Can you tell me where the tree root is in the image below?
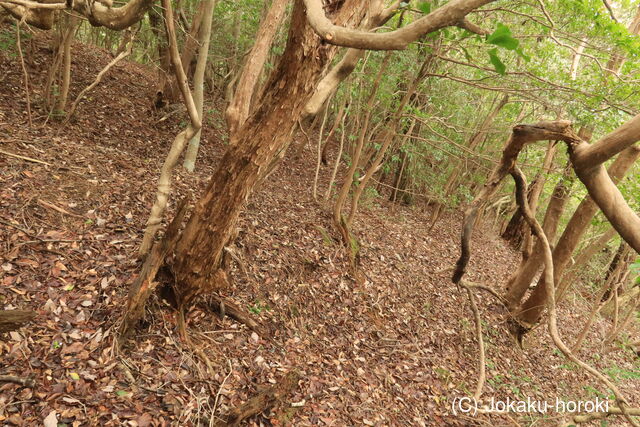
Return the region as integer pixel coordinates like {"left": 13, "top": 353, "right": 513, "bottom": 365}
{"left": 569, "top": 406, "right": 640, "bottom": 424}
{"left": 214, "top": 371, "right": 300, "bottom": 427}
{"left": 458, "top": 280, "right": 486, "bottom": 401}
{"left": 205, "top": 296, "right": 269, "bottom": 338}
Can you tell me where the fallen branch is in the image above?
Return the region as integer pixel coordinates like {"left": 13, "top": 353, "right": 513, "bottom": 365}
{"left": 0, "top": 309, "right": 36, "bottom": 333}
{"left": 38, "top": 199, "right": 83, "bottom": 218}
{"left": 0, "top": 375, "right": 35, "bottom": 388}
{"left": 0, "top": 149, "right": 51, "bottom": 166}
{"left": 65, "top": 31, "right": 135, "bottom": 122}
{"left": 214, "top": 371, "right": 300, "bottom": 427}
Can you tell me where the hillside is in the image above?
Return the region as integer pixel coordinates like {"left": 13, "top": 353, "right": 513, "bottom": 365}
{"left": 1, "top": 28, "right": 639, "bottom": 426}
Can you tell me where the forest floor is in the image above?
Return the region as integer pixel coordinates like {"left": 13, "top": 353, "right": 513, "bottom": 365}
{"left": 1, "top": 28, "right": 639, "bottom": 427}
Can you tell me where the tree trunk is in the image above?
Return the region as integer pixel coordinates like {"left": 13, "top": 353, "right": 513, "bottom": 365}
{"left": 139, "top": 0, "right": 205, "bottom": 256}
{"left": 182, "top": 0, "right": 218, "bottom": 172}
{"left": 224, "top": 0, "right": 289, "bottom": 140}
{"left": 504, "top": 160, "right": 575, "bottom": 308}
{"left": 179, "top": 0, "right": 206, "bottom": 80}
{"left": 572, "top": 244, "right": 632, "bottom": 352}
{"left": 504, "top": 127, "right": 592, "bottom": 308}
{"left": 170, "top": 0, "right": 369, "bottom": 308}
{"left": 54, "top": 14, "right": 79, "bottom": 114}
{"left": 520, "top": 140, "right": 558, "bottom": 257}
{"left": 556, "top": 226, "right": 617, "bottom": 301}
{"left": 515, "top": 145, "right": 640, "bottom": 326}
{"left": 149, "top": 5, "right": 176, "bottom": 101}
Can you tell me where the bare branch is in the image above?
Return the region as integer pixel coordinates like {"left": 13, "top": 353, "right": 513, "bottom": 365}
{"left": 574, "top": 114, "right": 640, "bottom": 169}
{"left": 303, "top": 0, "right": 496, "bottom": 50}
{"left": 456, "top": 17, "right": 489, "bottom": 35}
{"left": 601, "top": 0, "right": 618, "bottom": 23}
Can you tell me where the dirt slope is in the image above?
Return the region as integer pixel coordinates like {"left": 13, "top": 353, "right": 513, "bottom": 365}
{"left": 1, "top": 27, "right": 638, "bottom": 426}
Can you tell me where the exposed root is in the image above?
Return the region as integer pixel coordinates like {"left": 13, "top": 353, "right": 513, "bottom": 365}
{"left": 459, "top": 280, "right": 486, "bottom": 401}
{"left": 204, "top": 296, "right": 269, "bottom": 338}
{"left": 214, "top": 371, "right": 300, "bottom": 427}
{"left": 569, "top": 406, "right": 640, "bottom": 424}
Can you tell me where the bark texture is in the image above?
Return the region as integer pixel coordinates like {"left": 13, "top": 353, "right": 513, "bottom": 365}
{"left": 171, "top": 0, "right": 370, "bottom": 307}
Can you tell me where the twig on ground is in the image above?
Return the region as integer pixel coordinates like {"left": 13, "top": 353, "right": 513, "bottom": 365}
{"left": 0, "top": 375, "right": 35, "bottom": 388}
{"left": 0, "top": 149, "right": 51, "bottom": 166}
{"left": 37, "top": 199, "right": 83, "bottom": 217}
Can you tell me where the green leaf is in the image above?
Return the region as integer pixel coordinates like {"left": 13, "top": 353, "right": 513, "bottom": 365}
{"left": 515, "top": 47, "right": 531, "bottom": 62}
{"left": 69, "top": 372, "right": 80, "bottom": 380}
{"left": 116, "top": 390, "right": 130, "bottom": 397}
{"left": 486, "top": 23, "right": 519, "bottom": 50}
{"left": 417, "top": 1, "right": 431, "bottom": 14}
{"left": 488, "top": 48, "right": 506, "bottom": 75}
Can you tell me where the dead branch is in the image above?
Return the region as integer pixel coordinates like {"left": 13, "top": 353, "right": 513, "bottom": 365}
{"left": 38, "top": 199, "right": 82, "bottom": 218}
{"left": 0, "top": 309, "right": 36, "bottom": 333}
{"left": 214, "top": 371, "right": 300, "bottom": 427}
{"left": 0, "top": 375, "right": 35, "bottom": 388}
{"left": 65, "top": 30, "right": 135, "bottom": 121}
{"left": 0, "top": 148, "right": 51, "bottom": 165}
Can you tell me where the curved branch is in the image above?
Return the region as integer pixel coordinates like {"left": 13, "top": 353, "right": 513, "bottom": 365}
{"left": 74, "top": 0, "right": 155, "bottom": 30}
{"left": 303, "top": 0, "right": 496, "bottom": 50}
{"left": 512, "top": 166, "right": 639, "bottom": 427}
{"left": 573, "top": 114, "right": 640, "bottom": 170}
{"left": 302, "top": 0, "right": 400, "bottom": 119}
{"left": 0, "top": 3, "right": 54, "bottom": 29}
{"left": 452, "top": 120, "right": 576, "bottom": 284}
{"left": 572, "top": 145, "right": 640, "bottom": 252}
